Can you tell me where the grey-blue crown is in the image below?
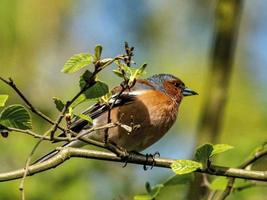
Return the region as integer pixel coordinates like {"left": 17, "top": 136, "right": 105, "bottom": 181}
{"left": 147, "top": 74, "right": 180, "bottom": 92}
{"left": 148, "top": 74, "right": 179, "bottom": 83}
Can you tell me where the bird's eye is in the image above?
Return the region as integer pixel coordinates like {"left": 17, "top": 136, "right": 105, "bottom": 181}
{"left": 174, "top": 82, "right": 185, "bottom": 89}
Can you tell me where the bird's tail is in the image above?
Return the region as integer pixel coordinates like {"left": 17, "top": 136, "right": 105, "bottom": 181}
{"left": 32, "top": 140, "right": 84, "bottom": 165}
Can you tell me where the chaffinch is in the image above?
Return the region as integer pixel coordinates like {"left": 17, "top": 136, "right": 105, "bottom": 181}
{"left": 36, "top": 74, "right": 197, "bottom": 163}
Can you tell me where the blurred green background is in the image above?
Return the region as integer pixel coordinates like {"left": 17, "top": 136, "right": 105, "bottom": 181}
{"left": 0, "top": 0, "right": 266, "bottom": 199}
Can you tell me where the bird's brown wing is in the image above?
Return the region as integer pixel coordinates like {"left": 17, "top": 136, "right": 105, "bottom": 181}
{"left": 69, "top": 93, "right": 136, "bottom": 133}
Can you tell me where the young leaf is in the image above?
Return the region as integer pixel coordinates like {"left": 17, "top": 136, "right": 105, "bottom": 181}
{"left": 70, "top": 95, "right": 99, "bottom": 110}
{"left": 135, "top": 174, "right": 192, "bottom": 200}
{"left": 171, "top": 160, "right": 202, "bottom": 175}
{"left": 134, "top": 194, "right": 153, "bottom": 200}
{"left": 79, "top": 70, "right": 94, "bottom": 89}
{"left": 70, "top": 94, "right": 86, "bottom": 109}
{"left": 84, "top": 81, "right": 109, "bottom": 99}
{"left": 100, "top": 92, "right": 112, "bottom": 105}
{"left": 68, "top": 107, "right": 73, "bottom": 116}
{"left": 247, "top": 143, "right": 267, "bottom": 158}
{"left": 211, "top": 144, "right": 234, "bottom": 157}
{"left": 0, "top": 104, "right": 32, "bottom": 129}
{"left": 129, "top": 64, "right": 147, "bottom": 85}
{"left": 113, "top": 69, "right": 124, "bottom": 78}
{"left": 0, "top": 95, "right": 8, "bottom": 107}
{"left": 114, "top": 60, "right": 132, "bottom": 74}
{"left": 77, "top": 113, "right": 93, "bottom": 124}
{"left": 164, "top": 174, "right": 193, "bottom": 186}
{"left": 135, "top": 63, "right": 147, "bottom": 77}
{"left": 134, "top": 185, "right": 163, "bottom": 200}
{"left": 122, "top": 65, "right": 133, "bottom": 75}
{"left": 195, "top": 143, "right": 213, "bottom": 163}
{"left": 94, "top": 45, "right": 103, "bottom": 61}
{"left": 61, "top": 53, "right": 93, "bottom": 73}
{"left": 52, "top": 97, "right": 65, "bottom": 112}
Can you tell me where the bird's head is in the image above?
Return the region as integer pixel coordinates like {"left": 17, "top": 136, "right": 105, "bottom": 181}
{"left": 148, "top": 74, "right": 198, "bottom": 103}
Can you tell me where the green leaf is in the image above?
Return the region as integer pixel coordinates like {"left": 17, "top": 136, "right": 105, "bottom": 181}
{"left": 0, "top": 95, "right": 8, "bottom": 107}
{"left": 247, "top": 143, "right": 267, "bottom": 159}
{"left": 79, "top": 70, "right": 94, "bottom": 89}
{"left": 94, "top": 45, "right": 102, "bottom": 61}
{"left": 79, "top": 70, "right": 108, "bottom": 99}
{"left": 70, "top": 94, "right": 87, "bottom": 109}
{"left": 210, "top": 177, "right": 228, "bottom": 190}
{"left": 113, "top": 69, "right": 124, "bottom": 78}
{"left": 52, "top": 97, "right": 65, "bottom": 112}
{"left": 70, "top": 95, "right": 99, "bottom": 110}
{"left": 77, "top": 113, "right": 93, "bottom": 124}
{"left": 171, "top": 160, "right": 202, "bottom": 175}
{"left": 150, "top": 184, "right": 164, "bottom": 197}
{"left": 195, "top": 143, "right": 213, "bottom": 163}
{"left": 134, "top": 185, "right": 163, "bottom": 200}
{"left": 135, "top": 174, "right": 192, "bottom": 200}
{"left": 84, "top": 81, "right": 109, "bottom": 99}
{"left": 135, "top": 63, "right": 147, "bottom": 77}
{"left": 114, "top": 60, "right": 132, "bottom": 74}
{"left": 61, "top": 53, "right": 93, "bottom": 73}
{"left": 164, "top": 174, "right": 193, "bottom": 186}
{"left": 68, "top": 106, "right": 73, "bottom": 116}
{"left": 129, "top": 64, "right": 147, "bottom": 85}
{"left": 134, "top": 194, "right": 153, "bottom": 200}
{"left": 0, "top": 104, "right": 32, "bottom": 129}
{"left": 211, "top": 144, "right": 234, "bottom": 157}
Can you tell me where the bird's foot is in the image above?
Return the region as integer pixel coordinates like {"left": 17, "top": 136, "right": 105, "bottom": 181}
{"left": 104, "top": 141, "right": 131, "bottom": 167}
{"left": 105, "top": 141, "right": 129, "bottom": 157}
{"left": 103, "top": 141, "right": 160, "bottom": 169}
{"left": 143, "top": 151, "right": 160, "bottom": 170}
{"left": 124, "top": 151, "right": 161, "bottom": 170}
{"left": 121, "top": 151, "right": 141, "bottom": 168}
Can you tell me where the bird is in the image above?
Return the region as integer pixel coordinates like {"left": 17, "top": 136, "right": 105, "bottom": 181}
{"left": 34, "top": 73, "right": 198, "bottom": 163}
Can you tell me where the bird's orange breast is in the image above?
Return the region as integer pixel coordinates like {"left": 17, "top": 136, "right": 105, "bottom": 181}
{"left": 91, "top": 89, "right": 180, "bottom": 151}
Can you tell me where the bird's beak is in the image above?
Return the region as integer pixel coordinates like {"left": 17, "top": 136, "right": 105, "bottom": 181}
{"left": 182, "top": 87, "right": 198, "bottom": 96}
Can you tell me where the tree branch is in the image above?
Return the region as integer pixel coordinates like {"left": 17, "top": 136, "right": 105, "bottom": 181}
{"left": 48, "top": 70, "right": 98, "bottom": 140}
{"left": 216, "top": 148, "right": 267, "bottom": 200}
{"left": 0, "top": 148, "right": 266, "bottom": 183}
{"left": 0, "top": 77, "right": 63, "bottom": 130}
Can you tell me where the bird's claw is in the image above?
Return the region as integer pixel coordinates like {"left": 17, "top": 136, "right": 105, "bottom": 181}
{"left": 121, "top": 152, "right": 131, "bottom": 168}
{"left": 143, "top": 151, "right": 160, "bottom": 170}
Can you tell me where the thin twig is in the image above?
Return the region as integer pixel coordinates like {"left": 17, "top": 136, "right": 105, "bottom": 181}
{"left": 0, "top": 148, "right": 267, "bottom": 182}
{"left": 0, "top": 47, "right": 137, "bottom": 199}
{"left": 49, "top": 53, "right": 128, "bottom": 140}
{"left": 216, "top": 149, "right": 267, "bottom": 200}
{"left": 1, "top": 67, "right": 98, "bottom": 200}
{"left": 6, "top": 127, "right": 51, "bottom": 140}
{"left": 49, "top": 71, "right": 97, "bottom": 140}
{"left": 6, "top": 122, "right": 132, "bottom": 148}
{"left": 19, "top": 138, "right": 44, "bottom": 200}
{"left": 0, "top": 77, "right": 64, "bottom": 130}
{"left": 239, "top": 149, "right": 267, "bottom": 169}
{"left": 103, "top": 43, "right": 135, "bottom": 155}
{"left": 73, "top": 122, "right": 132, "bottom": 141}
